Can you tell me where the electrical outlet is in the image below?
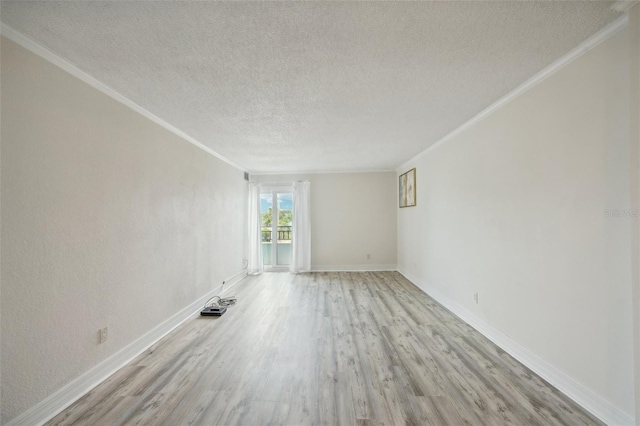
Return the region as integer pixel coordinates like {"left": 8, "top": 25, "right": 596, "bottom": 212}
{"left": 99, "top": 327, "right": 108, "bottom": 344}
{"left": 474, "top": 293, "right": 479, "bottom": 304}
{"left": 366, "top": 254, "right": 371, "bottom": 260}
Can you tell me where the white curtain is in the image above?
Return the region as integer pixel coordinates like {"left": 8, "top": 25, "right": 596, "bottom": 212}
{"left": 291, "top": 181, "right": 311, "bottom": 273}
{"left": 247, "top": 182, "right": 263, "bottom": 275}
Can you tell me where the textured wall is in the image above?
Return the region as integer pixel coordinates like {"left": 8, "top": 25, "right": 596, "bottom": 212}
{"left": 397, "top": 29, "right": 634, "bottom": 417}
{"left": 0, "top": 37, "right": 247, "bottom": 422}
{"left": 253, "top": 172, "right": 397, "bottom": 270}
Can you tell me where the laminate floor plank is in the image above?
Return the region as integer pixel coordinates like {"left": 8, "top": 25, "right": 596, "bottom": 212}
{"left": 47, "top": 272, "right": 603, "bottom": 426}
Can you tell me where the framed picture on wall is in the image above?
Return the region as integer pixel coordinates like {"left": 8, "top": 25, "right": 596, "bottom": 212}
{"left": 399, "top": 168, "right": 416, "bottom": 208}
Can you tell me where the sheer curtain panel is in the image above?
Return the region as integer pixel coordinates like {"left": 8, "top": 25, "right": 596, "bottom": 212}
{"left": 291, "top": 181, "right": 311, "bottom": 273}
{"left": 248, "top": 182, "right": 263, "bottom": 275}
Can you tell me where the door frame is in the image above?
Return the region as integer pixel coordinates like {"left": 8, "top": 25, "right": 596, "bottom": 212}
{"left": 260, "top": 185, "right": 293, "bottom": 271}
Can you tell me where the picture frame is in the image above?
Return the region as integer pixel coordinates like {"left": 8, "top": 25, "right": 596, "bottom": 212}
{"left": 399, "top": 168, "right": 416, "bottom": 208}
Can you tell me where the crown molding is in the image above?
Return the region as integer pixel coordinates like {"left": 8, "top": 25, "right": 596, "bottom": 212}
{"left": 611, "top": 1, "right": 639, "bottom": 13}
{"left": 0, "top": 23, "right": 245, "bottom": 172}
{"left": 397, "top": 14, "right": 629, "bottom": 172}
{"left": 250, "top": 168, "right": 395, "bottom": 176}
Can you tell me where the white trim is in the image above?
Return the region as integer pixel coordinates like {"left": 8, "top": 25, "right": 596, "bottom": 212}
{"left": 311, "top": 264, "right": 397, "bottom": 272}
{"left": 5, "top": 271, "right": 248, "bottom": 426}
{"left": 0, "top": 23, "right": 245, "bottom": 173}
{"left": 259, "top": 183, "right": 294, "bottom": 191}
{"left": 611, "top": 1, "right": 639, "bottom": 13}
{"left": 251, "top": 169, "right": 396, "bottom": 176}
{"left": 397, "top": 14, "right": 629, "bottom": 172}
{"left": 397, "top": 267, "right": 635, "bottom": 426}
{"left": 263, "top": 267, "right": 291, "bottom": 272}
{"left": 219, "top": 268, "right": 248, "bottom": 294}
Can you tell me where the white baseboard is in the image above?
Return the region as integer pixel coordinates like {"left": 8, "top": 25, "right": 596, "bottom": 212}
{"left": 397, "top": 268, "right": 635, "bottom": 426}
{"left": 311, "top": 264, "right": 397, "bottom": 272}
{"left": 6, "top": 271, "right": 248, "bottom": 426}
{"left": 12, "top": 267, "right": 631, "bottom": 426}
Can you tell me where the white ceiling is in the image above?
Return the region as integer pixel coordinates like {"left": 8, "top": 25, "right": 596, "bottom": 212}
{"left": 1, "top": 1, "right": 622, "bottom": 173}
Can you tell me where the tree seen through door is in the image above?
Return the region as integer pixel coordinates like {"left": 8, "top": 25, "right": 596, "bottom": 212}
{"left": 260, "top": 191, "right": 293, "bottom": 267}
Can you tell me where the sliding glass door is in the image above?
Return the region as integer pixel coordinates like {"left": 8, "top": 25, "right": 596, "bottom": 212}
{"left": 260, "top": 189, "right": 293, "bottom": 269}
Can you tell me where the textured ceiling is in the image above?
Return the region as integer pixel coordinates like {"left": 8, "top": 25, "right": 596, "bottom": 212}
{"left": 1, "top": 1, "right": 622, "bottom": 173}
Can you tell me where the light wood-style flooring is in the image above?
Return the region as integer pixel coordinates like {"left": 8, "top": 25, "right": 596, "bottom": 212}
{"left": 48, "top": 272, "right": 603, "bottom": 425}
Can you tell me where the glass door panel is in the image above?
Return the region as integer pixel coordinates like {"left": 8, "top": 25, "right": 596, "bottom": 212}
{"left": 260, "top": 193, "right": 273, "bottom": 267}
{"left": 260, "top": 189, "right": 293, "bottom": 270}
{"left": 276, "top": 192, "right": 293, "bottom": 266}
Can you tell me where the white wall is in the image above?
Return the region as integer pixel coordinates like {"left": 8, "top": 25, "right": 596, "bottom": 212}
{"left": 629, "top": 5, "right": 640, "bottom": 422}
{"left": 253, "top": 172, "right": 397, "bottom": 270}
{"left": 0, "top": 37, "right": 247, "bottom": 423}
{"left": 397, "top": 28, "right": 635, "bottom": 422}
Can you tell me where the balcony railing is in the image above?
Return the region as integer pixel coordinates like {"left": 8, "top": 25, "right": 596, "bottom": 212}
{"left": 262, "top": 225, "right": 292, "bottom": 242}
